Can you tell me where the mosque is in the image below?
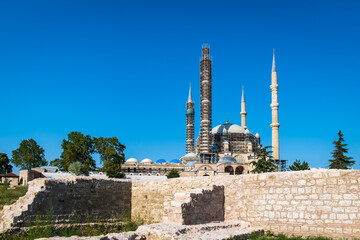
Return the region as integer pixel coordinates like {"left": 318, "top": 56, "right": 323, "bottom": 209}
{"left": 122, "top": 45, "right": 282, "bottom": 177}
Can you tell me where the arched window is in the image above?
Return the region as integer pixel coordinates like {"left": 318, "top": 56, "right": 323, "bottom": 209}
{"left": 235, "top": 166, "right": 244, "bottom": 175}
{"left": 224, "top": 166, "right": 234, "bottom": 175}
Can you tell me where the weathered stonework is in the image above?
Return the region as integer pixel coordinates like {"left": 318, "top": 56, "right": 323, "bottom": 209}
{"left": 132, "top": 170, "right": 360, "bottom": 238}
{"left": 1, "top": 170, "right": 360, "bottom": 239}
{"left": 163, "top": 185, "right": 224, "bottom": 225}
{"left": 0, "top": 177, "right": 132, "bottom": 232}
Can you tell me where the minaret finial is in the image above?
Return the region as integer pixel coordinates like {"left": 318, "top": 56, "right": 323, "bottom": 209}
{"left": 226, "top": 115, "right": 229, "bottom": 124}
{"left": 241, "top": 86, "right": 245, "bottom": 102}
{"left": 188, "top": 83, "right": 193, "bottom": 103}
{"left": 272, "top": 49, "right": 277, "bottom": 72}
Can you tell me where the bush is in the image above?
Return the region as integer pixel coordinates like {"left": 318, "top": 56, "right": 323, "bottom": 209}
{"left": 68, "top": 162, "right": 89, "bottom": 176}
{"left": 167, "top": 169, "right": 180, "bottom": 179}
{"left": 107, "top": 171, "right": 125, "bottom": 178}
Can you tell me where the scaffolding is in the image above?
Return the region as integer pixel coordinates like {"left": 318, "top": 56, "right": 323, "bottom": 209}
{"left": 199, "top": 45, "right": 212, "bottom": 154}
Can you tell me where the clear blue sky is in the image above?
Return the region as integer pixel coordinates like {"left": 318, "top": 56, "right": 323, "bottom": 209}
{"left": 1, "top": 0, "right": 359, "bottom": 173}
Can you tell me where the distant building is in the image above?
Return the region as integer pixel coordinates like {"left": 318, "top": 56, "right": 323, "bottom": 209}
{"left": 0, "top": 173, "right": 19, "bottom": 186}
{"left": 125, "top": 46, "right": 285, "bottom": 177}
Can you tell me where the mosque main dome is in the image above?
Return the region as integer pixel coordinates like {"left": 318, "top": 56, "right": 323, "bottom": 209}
{"left": 211, "top": 123, "right": 247, "bottom": 134}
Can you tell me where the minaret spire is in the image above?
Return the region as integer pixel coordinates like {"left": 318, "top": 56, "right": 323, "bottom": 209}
{"left": 270, "top": 49, "right": 280, "bottom": 161}
{"left": 188, "top": 83, "right": 193, "bottom": 103}
{"left": 240, "top": 86, "right": 247, "bottom": 129}
{"left": 272, "top": 48, "right": 277, "bottom": 72}
{"left": 185, "top": 83, "right": 195, "bottom": 153}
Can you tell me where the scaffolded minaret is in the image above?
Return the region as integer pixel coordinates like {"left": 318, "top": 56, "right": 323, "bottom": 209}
{"left": 186, "top": 83, "right": 195, "bottom": 153}
{"left": 240, "top": 86, "right": 247, "bottom": 129}
{"left": 270, "top": 49, "right": 280, "bottom": 160}
{"left": 199, "top": 44, "right": 212, "bottom": 154}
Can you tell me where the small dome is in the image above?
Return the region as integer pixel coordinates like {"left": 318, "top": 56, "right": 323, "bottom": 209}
{"left": 218, "top": 155, "right": 236, "bottom": 163}
{"left": 141, "top": 158, "right": 153, "bottom": 164}
{"left": 125, "top": 158, "right": 139, "bottom": 164}
{"left": 185, "top": 161, "right": 196, "bottom": 167}
{"left": 255, "top": 132, "right": 260, "bottom": 138}
{"left": 155, "top": 159, "right": 166, "bottom": 164}
{"left": 169, "top": 159, "right": 182, "bottom": 163}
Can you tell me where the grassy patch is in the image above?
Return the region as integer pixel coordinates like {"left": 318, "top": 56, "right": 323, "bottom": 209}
{"left": 0, "top": 183, "right": 28, "bottom": 210}
{"left": 249, "top": 231, "right": 334, "bottom": 240}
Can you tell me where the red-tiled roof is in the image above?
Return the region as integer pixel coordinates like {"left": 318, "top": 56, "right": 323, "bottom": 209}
{"left": 0, "top": 172, "right": 19, "bottom": 178}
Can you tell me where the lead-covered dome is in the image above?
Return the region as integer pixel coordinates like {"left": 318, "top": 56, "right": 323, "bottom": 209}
{"left": 125, "top": 158, "right": 139, "bottom": 164}
{"left": 212, "top": 123, "right": 246, "bottom": 134}
{"left": 218, "top": 155, "right": 237, "bottom": 163}
{"left": 141, "top": 158, "right": 153, "bottom": 164}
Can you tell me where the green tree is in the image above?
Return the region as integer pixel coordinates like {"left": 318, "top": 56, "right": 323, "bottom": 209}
{"left": 52, "top": 132, "right": 95, "bottom": 171}
{"left": 251, "top": 146, "right": 276, "bottom": 173}
{"left": 329, "top": 130, "right": 354, "bottom": 169}
{"left": 289, "top": 159, "right": 310, "bottom": 171}
{"left": 11, "top": 139, "right": 46, "bottom": 170}
{"left": 167, "top": 169, "right": 180, "bottom": 178}
{"left": 0, "top": 153, "right": 13, "bottom": 174}
{"left": 94, "top": 137, "right": 126, "bottom": 177}
{"left": 68, "top": 162, "right": 89, "bottom": 176}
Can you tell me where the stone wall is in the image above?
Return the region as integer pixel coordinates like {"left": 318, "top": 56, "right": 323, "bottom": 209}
{"left": 163, "top": 185, "right": 224, "bottom": 225}
{"left": 0, "top": 177, "right": 132, "bottom": 232}
{"left": 132, "top": 170, "right": 360, "bottom": 238}
{"left": 1, "top": 170, "right": 360, "bottom": 238}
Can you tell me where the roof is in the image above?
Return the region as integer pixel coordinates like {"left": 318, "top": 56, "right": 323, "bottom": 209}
{"left": 155, "top": 159, "right": 166, "bottom": 163}
{"left": 0, "top": 172, "right": 19, "bottom": 178}
{"left": 212, "top": 123, "right": 246, "bottom": 134}
{"left": 169, "top": 159, "right": 182, "bottom": 163}
{"left": 218, "top": 155, "right": 237, "bottom": 163}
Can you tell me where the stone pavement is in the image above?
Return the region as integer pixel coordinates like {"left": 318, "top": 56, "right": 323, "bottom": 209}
{"left": 36, "top": 220, "right": 263, "bottom": 240}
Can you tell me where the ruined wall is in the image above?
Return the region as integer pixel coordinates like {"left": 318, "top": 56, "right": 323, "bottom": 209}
{"left": 0, "top": 177, "right": 132, "bottom": 232}
{"left": 132, "top": 170, "right": 360, "bottom": 239}
{"left": 163, "top": 185, "right": 224, "bottom": 225}
{"left": 2, "top": 170, "right": 360, "bottom": 238}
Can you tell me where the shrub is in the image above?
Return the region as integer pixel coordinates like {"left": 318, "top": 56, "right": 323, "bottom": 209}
{"left": 107, "top": 171, "right": 125, "bottom": 178}
{"left": 68, "top": 162, "right": 89, "bottom": 176}
{"left": 167, "top": 169, "right": 180, "bottom": 179}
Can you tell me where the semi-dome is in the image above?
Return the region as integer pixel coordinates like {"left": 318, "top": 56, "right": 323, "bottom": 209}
{"left": 141, "top": 158, "right": 153, "bottom": 164}
{"left": 125, "top": 158, "right": 139, "bottom": 164}
{"left": 180, "top": 152, "right": 198, "bottom": 160}
{"left": 155, "top": 159, "right": 166, "bottom": 164}
{"left": 212, "top": 123, "right": 246, "bottom": 134}
{"left": 244, "top": 129, "right": 250, "bottom": 134}
{"left": 218, "top": 155, "right": 237, "bottom": 163}
{"left": 169, "top": 159, "right": 182, "bottom": 164}
{"left": 185, "top": 161, "right": 196, "bottom": 167}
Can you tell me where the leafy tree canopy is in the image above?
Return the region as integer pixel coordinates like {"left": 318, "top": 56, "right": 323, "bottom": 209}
{"left": 251, "top": 146, "right": 276, "bottom": 173}
{"left": 167, "top": 169, "right": 180, "bottom": 178}
{"left": 94, "top": 137, "right": 126, "bottom": 174}
{"left": 329, "top": 130, "right": 355, "bottom": 169}
{"left": 289, "top": 159, "right": 310, "bottom": 171}
{"left": 11, "top": 139, "right": 46, "bottom": 170}
{"left": 53, "top": 132, "right": 96, "bottom": 171}
{"left": 68, "top": 162, "right": 89, "bottom": 176}
{"left": 0, "top": 153, "right": 13, "bottom": 174}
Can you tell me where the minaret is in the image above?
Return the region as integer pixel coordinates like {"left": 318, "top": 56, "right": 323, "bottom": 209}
{"left": 199, "top": 44, "right": 212, "bottom": 154}
{"left": 270, "top": 49, "right": 280, "bottom": 160}
{"left": 186, "top": 83, "right": 195, "bottom": 153}
{"left": 240, "top": 86, "right": 247, "bottom": 129}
